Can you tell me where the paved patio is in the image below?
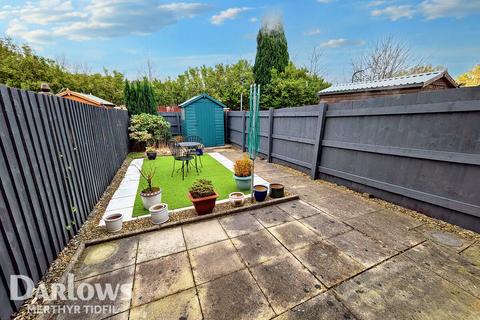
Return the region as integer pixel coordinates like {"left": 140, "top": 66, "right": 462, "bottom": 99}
{"left": 58, "top": 150, "right": 480, "bottom": 319}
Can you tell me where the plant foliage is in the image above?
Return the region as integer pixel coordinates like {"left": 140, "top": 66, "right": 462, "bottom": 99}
{"left": 457, "top": 65, "right": 480, "bottom": 87}
{"left": 233, "top": 156, "right": 252, "bottom": 177}
{"left": 189, "top": 179, "right": 216, "bottom": 198}
{"left": 129, "top": 113, "right": 171, "bottom": 146}
{"left": 124, "top": 78, "right": 157, "bottom": 115}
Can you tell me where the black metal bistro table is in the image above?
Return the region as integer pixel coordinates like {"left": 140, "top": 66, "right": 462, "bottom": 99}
{"left": 178, "top": 141, "right": 201, "bottom": 173}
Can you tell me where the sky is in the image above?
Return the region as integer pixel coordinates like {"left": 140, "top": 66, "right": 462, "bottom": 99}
{"left": 0, "top": 0, "right": 479, "bottom": 83}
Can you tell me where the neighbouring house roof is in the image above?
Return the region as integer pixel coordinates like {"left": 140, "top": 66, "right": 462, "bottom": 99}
{"left": 57, "top": 89, "right": 116, "bottom": 107}
{"left": 157, "top": 105, "right": 181, "bottom": 113}
{"left": 318, "top": 71, "right": 458, "bottom": 96}
{"left": 179, "top": 93, "right": 228, "bottom": 109}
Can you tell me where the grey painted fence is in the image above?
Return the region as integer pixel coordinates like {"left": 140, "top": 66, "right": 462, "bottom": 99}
{"left": 159, "top": 112, "right": 182, "bottom": 135}
{"left": 0, "top": 86, "right": 129, "bottom": 319}
{"left": 226, "top": 87, "right": 480, "bottom": 232}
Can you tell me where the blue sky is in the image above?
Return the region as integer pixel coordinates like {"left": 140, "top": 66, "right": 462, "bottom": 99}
{"left": 0, "top": 0, "right": 479, "bottom": 83}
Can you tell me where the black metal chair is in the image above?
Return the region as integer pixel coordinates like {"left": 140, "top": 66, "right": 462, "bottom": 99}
{"left": 185, "top": 135, "right": 204, "bottom": 167}
{"left": 168, "top": 140, "right": 193, "bottom": 180}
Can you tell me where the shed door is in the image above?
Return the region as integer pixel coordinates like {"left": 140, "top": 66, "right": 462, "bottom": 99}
{"left": 195, "top": 101, "right": 216, "bottom": 147}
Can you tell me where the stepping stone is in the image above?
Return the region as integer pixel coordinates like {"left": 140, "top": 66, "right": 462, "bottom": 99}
{"left": 405, "top": 241, "right": 480, "bottom": 298}
{"left": 182, "top": 219, "right": 228, "bottom": 249}
{"left": 461, "top": 242, "right": 480, "bottom": 267}
{"left": 219, "top": 212, "right": 264, "bottom": 238}
{"left": 189, "top": 240, "right": 245, "bottom": 284}
{"left": 198, "top": 269, "right": 275, "bottom": 320}
{"left": 269, "top": 221, "right": 321, "bottom": 251}
{"left": 132, "top": 252, "right": 194, "bottom": 306}
{"left": 273, "top": 291, "right": 357, "bottom": 320}
{"left": 56, "top": 266, "right": 134, "bottom": 320}
{"left": 277, "top": 200, "right": 321, "bottom": 219}
{"left": 137, "top": 227, "right": 185, "bottom": 263}
{"left": 250, "top": 206, "right": 294, "bottom": 228}
{"left": 130, "top": 288, "right": 202, "bottom": 320}
{"left": 300, "top": 213, "right": 351, "bottom": 239}
{"left": 250, "top": 254, "right": 324, "bottom": 314}
{"left": 231, "top": 229, "right": 289, "bottom": 267}
{"left": 74, "top": 237, "right": 137, "bottom": 280}
{"left": 105, "top": 195, "right": 136, "bottom": 211}
{"left": 310, "top": 194, "right": 381, "bottom": 220}
{"left": 335, "top": 255, "right": 480, "bottom": 319}
{"left": 112, "top": 186, "right": 137, "bottom": 199}
{"left": 294, "top": 242, "right": 365, "bottom": 288}
{"left": 328, "top": 230, "right": 396, "bottom": 268}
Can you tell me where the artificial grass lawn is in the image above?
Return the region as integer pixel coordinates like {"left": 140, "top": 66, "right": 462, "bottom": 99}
{"left": 133, "top": 154, "right": 244, "bottom": 216}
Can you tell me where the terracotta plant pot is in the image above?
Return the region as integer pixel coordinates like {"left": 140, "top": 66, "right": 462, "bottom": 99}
{"left": 103, "top": 213, "right": 123, "bottom": 233}
{"left": 253, "top": 185, "right": 268, "bottom": 202}
{"left": 229, "top": 192, "right": 245, "bottom": 207}
{"left": 233, "top": 175, "right": 252, "bottom": 190}
{"left": 146, "top": 151, "right": 157, "bottom": 160}
{"left": 149, "top": 203, "right": 169, "bottom": 224}
{"left": 188, "top": 191, "right": 219, "bottom": 215}
{"left": 269, "top": 183, "right": 285, "bottom": 198}
{"left": 140, "top": 187, "right": 162, "bottom": 210}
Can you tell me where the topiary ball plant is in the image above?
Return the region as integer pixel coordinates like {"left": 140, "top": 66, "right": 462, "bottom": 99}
{"left": 189, "top": 179, "right": 216, "bottom": 199}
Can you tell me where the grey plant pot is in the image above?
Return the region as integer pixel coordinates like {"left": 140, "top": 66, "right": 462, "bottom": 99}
{"left": 233, "top": 175, "right": 252, "bottom": 191}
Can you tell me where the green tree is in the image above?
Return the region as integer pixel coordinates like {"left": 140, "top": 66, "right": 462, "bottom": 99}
{"left": 129, "top": 113, "right": 171, "bottom": 146}
{"left": 253, "top": 20, "right": 289, "bottom": 85}
{"left": 457, "top": 65, "right": 480, "bottom": 87}
{"left": 125, "top": 79, "right": 157, "bottom": 115}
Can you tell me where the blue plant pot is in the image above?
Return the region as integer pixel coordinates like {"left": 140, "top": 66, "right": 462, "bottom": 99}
{"left": 233, "top": 175, "right": 252, "bottom": 191}
{"left": 254, "top": 185, "right": 268, "bottom": 202}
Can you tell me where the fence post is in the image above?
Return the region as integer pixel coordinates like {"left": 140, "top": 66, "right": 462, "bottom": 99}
{"left": 310, "top": 104, "right": 327, "bottom": 179}
{"left": 241, "top": 111, "right": 246, "bottom": 152}
{"left": 175, "top": 112, "right": 182, "bottom": 136}
{"left": 267, "top": 108, "right": 274, "bottom": 162}
{"left": 224, "top": 109, "right": 229, "bottom": 144}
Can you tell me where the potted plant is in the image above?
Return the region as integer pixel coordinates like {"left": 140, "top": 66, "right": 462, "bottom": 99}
{"left": 229, "top": 192, "right": 245, "bottom": 207}
{"left": 145, "top": 146, "right": 157, "bottom": 160}
{"left": 136, "top": 166, "right": 162, "bottom": 209}
{"left": 103, "top": 213, "right": 123, "bottom": 233}
{"left": 188, "top": 179, "right": 218, "bottom": 215}
{"left": 269, "top": 183, "right": 285, "bottom": 198}
{"left": 233, "top": 156, "right": 252, "bottom": 190}
{"left": 253, "top": 185, "right": 268, "bottom": 202}
{"left": 149, "top": 203, "right": 169, "bottom": 224}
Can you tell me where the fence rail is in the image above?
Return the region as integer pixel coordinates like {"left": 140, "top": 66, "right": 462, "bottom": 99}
{"left": 0, "top": 86, "right": 129, "bottom": 319}
{"left": 159, "top": 112, "right": 182, "bottom": 135}
{"left": 226, "top": 87, "right": 480, "bottom": 232}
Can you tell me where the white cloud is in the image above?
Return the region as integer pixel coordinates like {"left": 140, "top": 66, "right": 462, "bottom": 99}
{"left": 0, "top": 0, "right": 209, "bottom": 43}
{"left": 371, "top": 5, "right": 415, "bottom": 20}
{"left": 317, "top": 0, "right": 334, "bottom": 3}
{"left": 305, "top": 28, "right": 321, "bottom": 36}
{"left": 367, "top": 1, "right": 385, "bottom": 7}
{"left": 210, "top": 7, "right": 250, "bottom": 25}
{"left": 420, "top": 0, "right": 480, "bottom": 19}
{"left": 320, "top": 38, "right": 365, "bottom": 48}
{"left": 249, "top": 17, "right": 258, "bottom": 23}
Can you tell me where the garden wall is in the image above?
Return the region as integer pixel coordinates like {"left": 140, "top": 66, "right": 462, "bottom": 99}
{"left": 0, "top": 86, "right": 129, "bottom": 318}
{"left": 226, "top": 87, "right": 480, "bottom": 233}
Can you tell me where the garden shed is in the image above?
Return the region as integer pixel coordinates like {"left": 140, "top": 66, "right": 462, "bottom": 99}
{"left": 179, "top": 93, "right": 226, "bottom": 147}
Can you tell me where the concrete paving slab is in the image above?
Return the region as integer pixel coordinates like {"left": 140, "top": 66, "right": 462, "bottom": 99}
{"left": 258, "top": 170, "right": 296, "bottom": 180}
{"left": 111, "top": 187, "right": 137, "bottom": 199}
{"left": 231, "top": 229, "right": 289, "bottom": 267}
{"left": 219, "top": 212, "right": 264, "bottom": 238}
{"left": 273, "top": 291, "right": 358, "bottom": 320}
{"left": 310, "top": 194, "right": 382, "bottom": 220}
{"left": 129, "top": 288, "right": 201, "bottom": 320}
{"left": 198, "top": 269, "right": 275, "bottom": 320}
{"left": 116, "top": 180, "right": 140, "bottom": 192}
{"left": 369, "top": 209, "right": 425, "bottom": 229}
{"left": 300, "top": 213, "right": 352, "bottom": 239}
{"left": 328, "top": 230, "right": 396, "bottom": 268}
{"left": 250, "top": 254, "right": 324, "bottom": 314}
{"left": 346, "top": 211, "right": 425, "bottom": 252}
{"left": 56, "top": 266, "right": 134, "bottom": 320}
{"left": 461, "top": 242, "right": 480, "bottom": 267}
{"left": 415, "top": 224, "right": 475, "bottom": 252}
{"left": 105, "top": 311, "right": 129, "bottom": 320}
{"left": 132, "top": 252, "right": 194, "bottom": 306}
{"left": 105, "top": 195, "right": 136, "bottom": 211}
{"left": 74, "top": 237, "right": 138, "bottom": 280}
{"left": 189, "top": 240, "right": 245, "bottom": 284}
{"left": 295, "top": 184, "right": 346, "bottom": 201}
{"left": 294, "top": 242, "right": 365, "bottom": 288}
{"left": 335, "top": 255, "right": 480, "bottom": 320}
{"left": 251, "top": 206, "right": 295, "bottom": 228}
{"left": 182, "top": 219, "right": 228, "bottom": 249}
{"left": 269, "top": 221, "right": 321, "bottom": 251}
{"left": 136, "top": 227, "right": 186, "bottom": 263}
{"left": 277, "top": 200, "right": 321, "bottom": 219}
{"left": 405, "top": 241, "right": 480, "bottom": 298}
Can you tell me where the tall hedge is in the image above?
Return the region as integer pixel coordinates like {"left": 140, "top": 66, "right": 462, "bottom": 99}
{"left": 124, "top": 78, "right": 157, "bottom": 115}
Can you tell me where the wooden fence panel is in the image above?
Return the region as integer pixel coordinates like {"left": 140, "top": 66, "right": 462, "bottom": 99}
{"left": 0, "top": 86, "right": 129, "bottom": 318}
{"left": 159, "top": 112, "right": 182, "bottom": 135}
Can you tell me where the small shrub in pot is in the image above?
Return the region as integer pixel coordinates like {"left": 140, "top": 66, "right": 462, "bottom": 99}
{"left": 145, "top": 146, "right": 157, "bottom": 160}
{"left": 136, "top": 166, "right": 162, "bottom": 209}
{"left": 233, "top": 156, "right": 252, "bottom": 190}
{"left": 188, "top": 179, "right": 218, "bottom": 215}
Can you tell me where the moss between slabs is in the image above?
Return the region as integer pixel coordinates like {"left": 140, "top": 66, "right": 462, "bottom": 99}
{"left": 132, "top": 154, "right": 247, "bottom": 217}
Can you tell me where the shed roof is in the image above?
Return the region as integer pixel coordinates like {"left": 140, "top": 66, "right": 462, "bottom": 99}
{"left": 57, "top": 89, "right": 115, "bottom": 107}
{"left": 179, "top": 93, "right": 228, "bottom": 109}
{"left": 318, "top": 71, "right": 457, "bottom": 96}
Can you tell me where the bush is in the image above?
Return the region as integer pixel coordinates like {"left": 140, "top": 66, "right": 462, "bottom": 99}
{"left": 129, "top": 113, "right": 171, "bottom": 147}
{"left": 233, "top": 156, "right": 252, "bottom": 177}
{"left": 189, "top": 179, "right": 216, "bottom": 198}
